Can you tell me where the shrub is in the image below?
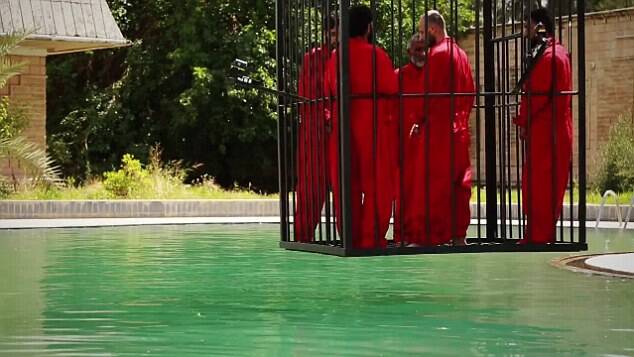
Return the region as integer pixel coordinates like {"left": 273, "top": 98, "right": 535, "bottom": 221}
{"left": 103, "top": 154, "right": 149, "bottom": 198}
{"left": 0, "top": 177, "right": 11, "bottom": 198}
{"left": 143, "top": 145, "right": 189, "bottom": 198}
{"left": 594, "top": 112, "right": 634, "bottom": 194}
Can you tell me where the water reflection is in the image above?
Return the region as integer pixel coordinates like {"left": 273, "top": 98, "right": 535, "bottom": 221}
{"left": 0, "top": 230, "right": 47, "bottom": 354}
{"left": 0, "top": 225, "right": 632, "bottom": 356}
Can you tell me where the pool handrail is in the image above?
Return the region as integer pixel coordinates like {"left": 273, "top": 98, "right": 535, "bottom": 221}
{"left": 596, "top": 190, "right": 622, "bottom": 228}
{"left": 623, "top": 193, "right": 634, "bottom": 229}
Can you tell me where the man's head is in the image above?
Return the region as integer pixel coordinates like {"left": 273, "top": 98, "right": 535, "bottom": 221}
{"left": 327, "top": 14, "right": 338, "bottom": 48}
{"left": 525, "top": 7, "right": 554, "bottom": 47}
{"left": 418, "top": 10, "right": 446, "bottom": 48}
{"left": 407, "top": 33, "right": 426, "bottom": 68}
{"left": 349, "top": 5, "right": 373, "bottom": 42}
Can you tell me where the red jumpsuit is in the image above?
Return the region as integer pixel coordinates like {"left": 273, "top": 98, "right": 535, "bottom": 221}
{"left": 515, "top": 39, "right": 572, "bottom": 244}
{"left": 325, "top": 38, "right": 398, "bottom": 249}
{"left": 294, "top": 47, "right": 331, "bottom": 242}
{"left": 414, "top": 37, "right": 475, "bottom": 246}
{"left": 393, "top": 63, "right": 425, "bottom": 244}
{"left": 452, "top": 42, "right": 476, "bottom": 243}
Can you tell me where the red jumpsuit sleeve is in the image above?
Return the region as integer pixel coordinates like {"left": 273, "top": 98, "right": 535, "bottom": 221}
{"left": 298, "top": 52, "right": 311, "bottom": 98}
{"left": 324, "top": 52, "right": 337, "bottom": 122}
{"left": 377, "top": 49, "right": 398, "bottom": 94}
{"left": 462, "top": 55, "right": 475, "bottom": 114}
{"left": 515, "top": 50, "right": 554, "bottom": 128}
{"left": 377, "top": 49, "right": 398, "bottom": 122}
{"left": 417, "top": 47, "right": 450, "bottom": 129}
{"left": 457, "top": 53, "right": 475, "bottom": 129}
{"left": 426, "top": 50, "right": 450, "bottom": 94}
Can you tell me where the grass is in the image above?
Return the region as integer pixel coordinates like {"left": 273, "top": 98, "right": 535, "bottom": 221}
{"left": 471, "top": 187, "right": 633, "bottom": 205}
{"left": 3, "top": 181, "right": 631, "bottom": 204}
{"left": 5, "top": 180, "right": 275, "bottom": 200}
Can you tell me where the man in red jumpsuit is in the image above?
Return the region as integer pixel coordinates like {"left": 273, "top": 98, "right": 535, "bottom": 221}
{"left": 294, "top": 16, "right": 338, "bottom": 242}
{"left": 393, "top": 33, "right": 426, "bottom": 244}
{"left": 412, "top": 10, "right": 475, "bottom": 246}
{"left": 325, "top": 5, "right": 398, "bottom": 248}
{"left": 514, "top": 8, "right": 572, "bottom": 244}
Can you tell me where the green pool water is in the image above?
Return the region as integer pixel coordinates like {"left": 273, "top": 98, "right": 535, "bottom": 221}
{"left": 0, "top": 225, "right": 632, "bottom": 356}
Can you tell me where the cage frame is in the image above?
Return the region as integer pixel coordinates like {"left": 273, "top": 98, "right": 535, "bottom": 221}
{"left": 276, "top": 0, "right": 588, "bottom": 256}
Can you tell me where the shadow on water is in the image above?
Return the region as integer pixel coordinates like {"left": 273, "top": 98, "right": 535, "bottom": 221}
{"left": 0, "top": 225, "right": 632, "bottom": 356}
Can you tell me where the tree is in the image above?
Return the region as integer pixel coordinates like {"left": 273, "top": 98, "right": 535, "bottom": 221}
{"left": 47, "top": 0, "right": 278, "bottom": 192}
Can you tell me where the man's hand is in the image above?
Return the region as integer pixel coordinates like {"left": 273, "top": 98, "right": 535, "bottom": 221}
{"left": 324, "top": 109, "right": 332, "bottom": 133}
{"left": 512, "top": 116, "right": 526, "bottom": 140}
{"left": 409, "top": 123, "right": 420, "bottom": 137}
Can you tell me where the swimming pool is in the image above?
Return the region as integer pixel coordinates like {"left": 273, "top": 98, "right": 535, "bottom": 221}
{"left": 1, "top": 225, "right": 632, "bottom": 355}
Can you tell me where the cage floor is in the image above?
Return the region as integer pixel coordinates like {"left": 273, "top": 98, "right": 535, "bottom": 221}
{"left": 280, "top": 239, "right": 588, "bottom": 257}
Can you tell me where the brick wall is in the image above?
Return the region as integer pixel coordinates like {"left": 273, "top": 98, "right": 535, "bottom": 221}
{"left": 0, "top": 55, "right": 47, "bottom": 178}
{"left": 585, "top": 10, "right": 634, "bottom": 169}
{"left": 459, "top": 8, "right": 634, "bottom": 183}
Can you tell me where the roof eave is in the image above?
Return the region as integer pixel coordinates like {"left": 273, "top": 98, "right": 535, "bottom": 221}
{"left": 25, "top": 33, "right": 130, "bottom": 46}
{"left": 4, "top": 33, "right": 132, "bottom": 56}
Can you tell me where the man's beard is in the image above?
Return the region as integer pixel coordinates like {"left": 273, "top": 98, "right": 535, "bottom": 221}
{"left": 530, "top": 36, "right": 540, "bottom": 49}
{"left": 426, "top": 34, "right": 437, "bottom": 48}
{"left": 366, "top": 30, "right": 374, "bottom": 43}
{"left": 410, "top": 56, "right": 425, "bottom": 68}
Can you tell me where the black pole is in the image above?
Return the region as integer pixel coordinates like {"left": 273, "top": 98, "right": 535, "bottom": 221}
{"left": 338, "top": 0, "right": 353, "bottom": 251}
{"left": 276, "top": 0, "right": 289, "bottom": 242}
{"left": 475, "top": 0, "right": 482, "bottom": 240}
{"left": 577, "top": 0, "right": 586, "bottom": 244}
{"left": 483, "top": 0, "right": 497, "bottom": 240}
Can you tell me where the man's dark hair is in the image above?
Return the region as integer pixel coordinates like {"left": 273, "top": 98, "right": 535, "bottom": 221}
{"left": 327, "top": 14, "right": 338, "bottom": 30}
{"left": 349, "top": 5, "right": 372, "bottom": 38}
{"left": 530, "top": 7, "right": 554, "bottom": 35}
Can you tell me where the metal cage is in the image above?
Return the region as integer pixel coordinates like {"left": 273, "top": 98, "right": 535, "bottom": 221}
{"left": 276, "top": 0, "right": 587, "bottom": 256}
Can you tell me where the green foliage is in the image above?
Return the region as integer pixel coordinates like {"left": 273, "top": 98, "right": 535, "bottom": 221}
{"left": 586, "top": 0, "right": 633, "bottom": 11}
{"left": 0, "top": 177, "right": 11, "bottom": 198}
{"left": 144, "top": 145, "right": 191, "bottom": 198}
{"left": 7, "top": 147, "right": 272, "bottom": 200}
{"left": 47, "top": 0, "right": 278, "bottom": 192}
{"left": 0, "top": 32, "right": 29, "bottom": 88}
{"left": 6, "top": 179, "right": 275, "bottom": 200}
{"left": 1, "top": 32, "right": 29, "bottom": 142}
{"left": 0, "top": 97, "right": 27, "bottom": 140}
{"left": 103, "top": 154, "right": 149, "bottom": 198}
{"left": 0, "top": 137, "right": 62, "bottom": 187}
{"left": 352, "top": 0, "right": 474, "bottom": 65}
{"left": 594, "top": 112, "right": 634, "bottom": 194}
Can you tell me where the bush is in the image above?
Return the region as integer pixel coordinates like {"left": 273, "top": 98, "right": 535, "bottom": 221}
{"left": 143, "top": 145, "right": 189, "bottom": 198}
{"left": 594, "top": 112, "right": 634, "bottom": 193}
{"left": 0, "top": 177, "right": 11, "bottom": 198}
{"left": 103, "top": 154, "right": 149, "bottom": 198}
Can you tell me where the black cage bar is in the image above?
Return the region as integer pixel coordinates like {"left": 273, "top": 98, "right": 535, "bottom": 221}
{"left": 277, "top": 0, "right": 587, "bottom": 256}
